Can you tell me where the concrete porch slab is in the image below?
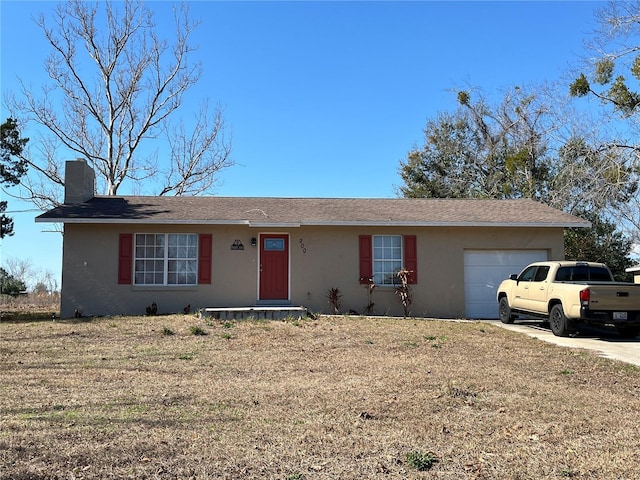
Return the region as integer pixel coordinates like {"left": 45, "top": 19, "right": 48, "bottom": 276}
{"left": 203, "top": 306, "right": 308, "bottom": 320}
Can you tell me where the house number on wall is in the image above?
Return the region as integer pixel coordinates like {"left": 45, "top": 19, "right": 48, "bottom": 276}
{"left": 299, "top": 238, "right": 307, "bottom": 254}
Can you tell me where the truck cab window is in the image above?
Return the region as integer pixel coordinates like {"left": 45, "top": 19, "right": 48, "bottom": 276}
{"left": 534, "top": 266, "right": 550, "bottom": 282}
{"left": 518, "top": 266, "right": 537, "bottom": 282}
{"left": 590, "top": 267, "right": 613, "bottom": 281}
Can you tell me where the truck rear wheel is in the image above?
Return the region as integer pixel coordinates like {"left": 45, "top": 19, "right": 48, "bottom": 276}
{"left": 499, "top": 297, "right": 514, "bottom": 324}
{"left": 549, "top": 304, "right": 573, "bottom": 337}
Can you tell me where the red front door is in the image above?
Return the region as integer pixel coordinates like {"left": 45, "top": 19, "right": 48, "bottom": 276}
{"left": 259, "top": 234, "right": 289, "bottom": 300}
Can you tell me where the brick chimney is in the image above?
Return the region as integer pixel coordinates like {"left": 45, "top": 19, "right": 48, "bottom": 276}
{"left": 64, "top": 158, "right": 95, "bottom": 204}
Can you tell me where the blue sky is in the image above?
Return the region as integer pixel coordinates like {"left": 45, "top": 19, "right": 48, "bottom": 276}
{"left": 1, "top": 1, "right": 604, "bottom": 288}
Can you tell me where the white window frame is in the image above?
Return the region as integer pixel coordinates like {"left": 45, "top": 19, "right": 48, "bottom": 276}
{"left": 373, "top": 235, "right": 403, "bottom": 286}
{"left": 134, "top": 233, "right": 198, "bottom": 286}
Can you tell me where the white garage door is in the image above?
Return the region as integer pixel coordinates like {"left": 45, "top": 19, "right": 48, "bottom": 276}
{"left": 464, "top": 250, "right": 548, "bottom": 319}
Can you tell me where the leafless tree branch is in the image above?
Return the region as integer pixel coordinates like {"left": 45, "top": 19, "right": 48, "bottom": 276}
{"left": 6, "top": 0, "right": 232, "bottom": 209}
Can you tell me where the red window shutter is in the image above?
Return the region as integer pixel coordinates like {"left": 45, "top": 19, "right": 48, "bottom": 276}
{"left": 404, "top": 235, "right": 417, "bottom": 284}
{"left": 359, "top": 235, "right": 373, "bottom": 284}
{"left": 198, "top": 234, "right": 213, "bottom": 284}
{"left": 118, "top": 233, "right": 133, "bottom": 285}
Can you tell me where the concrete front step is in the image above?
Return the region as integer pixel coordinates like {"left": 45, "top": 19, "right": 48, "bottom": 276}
{"left": 203, "top": 306, "right": 308, "bottom": 320}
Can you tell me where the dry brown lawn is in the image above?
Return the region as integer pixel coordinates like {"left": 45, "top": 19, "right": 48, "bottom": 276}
{"left": 1, "top": 313, "right": 639, "bottom": 479}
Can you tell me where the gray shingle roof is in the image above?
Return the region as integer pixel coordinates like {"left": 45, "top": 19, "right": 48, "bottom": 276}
{"left": 35, "top": 196, "right": 589, "bottom": 227}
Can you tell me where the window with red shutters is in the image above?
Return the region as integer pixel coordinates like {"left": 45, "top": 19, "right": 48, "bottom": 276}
{"left": 119, "top": 233, "right": 212, "bottom": 286}
{"left": 359, "top": 234, "right": 418, "bottom": 285}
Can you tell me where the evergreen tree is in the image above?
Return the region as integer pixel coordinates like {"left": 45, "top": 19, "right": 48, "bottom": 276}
{"left": 0, "top": 118, "right": 29, "bottom": 238}
{"left": 0, "top": 267, "right": 27, "bottom": 296}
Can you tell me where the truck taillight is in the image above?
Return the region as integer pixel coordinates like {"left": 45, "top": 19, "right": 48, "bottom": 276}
{"left": 580, "top": 288, "right": 590, "bottom": 305}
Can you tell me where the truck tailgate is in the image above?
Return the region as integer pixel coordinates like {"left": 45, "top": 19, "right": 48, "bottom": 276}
{"left": 586, "top": 283, "right": 640, "bottom": 311}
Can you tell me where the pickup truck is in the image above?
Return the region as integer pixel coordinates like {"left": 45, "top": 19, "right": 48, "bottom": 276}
{"left": 497, "top": 261, "right": 640, "bottom": 338}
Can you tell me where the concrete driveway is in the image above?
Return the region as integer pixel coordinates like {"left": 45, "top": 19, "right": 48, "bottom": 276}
{"left": 489, "top": 320, "right": 640, "bottom": 367}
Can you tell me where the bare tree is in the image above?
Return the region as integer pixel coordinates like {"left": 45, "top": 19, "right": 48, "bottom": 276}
{"left": 159, "top": 100, "right": 231, "bottom": 196}
{"left": 3, "top": 256, "right": 59, "bottom": 293}
{"left": 6, "top": 0, "right": 232, "bottom": 208}
{"left": 3, "top": 257, "right": 34, "bottom": 286}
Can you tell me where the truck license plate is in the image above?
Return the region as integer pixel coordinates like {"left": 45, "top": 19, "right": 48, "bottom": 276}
{"left": 613, "top": 312, "right": 628, "bottom": 320}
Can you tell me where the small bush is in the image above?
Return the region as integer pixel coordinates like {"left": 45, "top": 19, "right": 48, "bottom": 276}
{"left": 190, "top": 326, "right": 207, "bottom": 336}
{"left": 326, "top": 287, "right": 342, "bottom": 314}
{"left": 361, "top": 277, "right": 375, "bottom": 315}
{"left": 405, "top": 450, "right": 438, "bottom": 471}
{"left": 162, "top": 327, "right": 174, "bottom": 336}
{"left": 395, "top": 268, "right": 413, "bottom": 317}
{"left": 145, "top": 302, "right": 158, "bottom": 315}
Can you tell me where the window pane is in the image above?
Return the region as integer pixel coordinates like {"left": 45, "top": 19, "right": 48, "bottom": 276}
{"left": 186, "top": 260, "right": 196, "bottom": 273}
{"left": 264, "top": 238, "right": 285, "bottom": 251}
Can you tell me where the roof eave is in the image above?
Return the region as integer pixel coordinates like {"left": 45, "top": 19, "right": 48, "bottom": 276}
{"left": 35, "top": 217, "right": 591, "bottom": 228}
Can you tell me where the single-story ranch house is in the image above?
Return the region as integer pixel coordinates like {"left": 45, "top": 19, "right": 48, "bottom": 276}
{"left": 37, "top": 159, "right": 589, "bottom": 319}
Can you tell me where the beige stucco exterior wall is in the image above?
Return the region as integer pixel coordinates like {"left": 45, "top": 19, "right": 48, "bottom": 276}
{"left": 59, "top": 223, "right": 565, "bottom": 318}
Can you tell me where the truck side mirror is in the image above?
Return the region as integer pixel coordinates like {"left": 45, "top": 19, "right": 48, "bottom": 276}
{"left": 510, "top": 274, "right": 518, "bottom": 281}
